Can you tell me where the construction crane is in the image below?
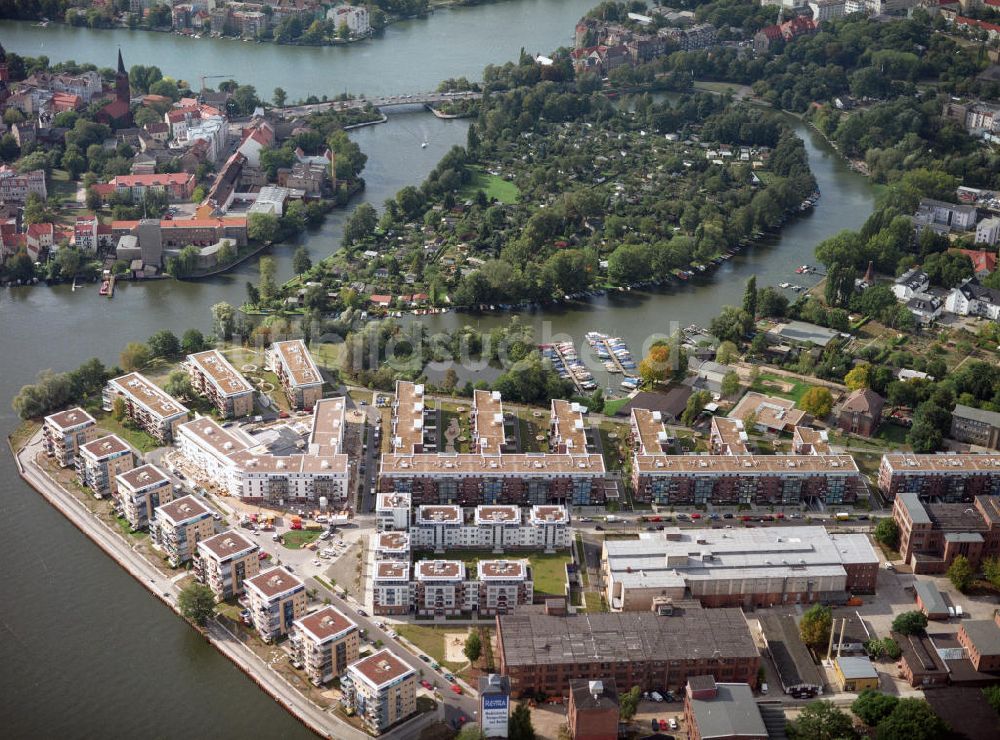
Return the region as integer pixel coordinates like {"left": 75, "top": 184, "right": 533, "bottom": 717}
{"left": 200, "top": 74, "right": 233, "bottom": 94}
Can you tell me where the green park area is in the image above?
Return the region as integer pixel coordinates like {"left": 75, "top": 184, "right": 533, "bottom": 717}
{"left": 460, "top": 166, "right": 520, "bottom": 204}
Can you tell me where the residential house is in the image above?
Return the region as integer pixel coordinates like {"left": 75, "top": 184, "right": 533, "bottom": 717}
{"left": 975, "top": 218, "right": 1000, "bottom": 247}
{"left": 102, "top": 372, "right": 190, "bottom": 443}
{"left": 837, "top": 388, "right": 885, "bottom": 437}
{"left": 185, "top": 350, "right": 255, "bottom": 419}
{"left": 266, "top": 340, "right": 324, "bottom": 410}
{"left": 945, "top": 278, "right": 1000, "bottom": 320}
{"left": 115, "top": 463, "right": 174, "bottom": 531}
{"left": 950, "top": 404, "right": 1000, "bottom": 450}
{"left": 913, "top": 198, "right": 977, "bottom": 235}
{"left": 0, "top": 166, "right": 47, "bottom": 203}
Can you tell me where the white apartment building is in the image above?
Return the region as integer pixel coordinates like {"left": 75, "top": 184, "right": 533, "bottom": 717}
{"left": 477, "top": 560, "right": 534, "bottom": 616}
{"left": 115, "top": 463, "right": 174, "bottom": 531}
{"left": 176, "top": 398, "right": 348, "bottom": 505}
{"left": 976, "top": 217, "right": 1000, "bottom": 247}
{"left": 374, "top": 531, "right": 411, "bottom": 561}
{"left": 376, "top": 492, "right": 411, "bottom": 531}
{"left": 372, "top": 561, "right": 411, "bottom": 616}
{"left": 413, "top": 560, "right": 472, "bottom": 617}
{"left": 407, "top": 504, "right": 572, "bottom": 551}
{"left": 327, "top": 4, "right": 370, "bottom": 36}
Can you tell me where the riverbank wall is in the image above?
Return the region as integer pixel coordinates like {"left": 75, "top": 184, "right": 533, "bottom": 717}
{"left": 10, "top": 430, "right": 345, "bottom": 740}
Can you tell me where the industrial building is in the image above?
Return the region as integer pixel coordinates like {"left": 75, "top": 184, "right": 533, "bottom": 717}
{"left": 892, "top": 491, "right": 1000, "bottom": 574}
{"left": 683, "top": 677, "right": 768, "bottom": 740}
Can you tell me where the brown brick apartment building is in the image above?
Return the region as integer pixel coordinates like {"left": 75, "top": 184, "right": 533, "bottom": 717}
{"left": 957, "top": 620, "right": 1000, "bottom": 673}
{"left": 496, "top": 603, "right": 760, "bottom": 699}
{"left": 893, "top": 491, "right": 1000, "bottom": 574}
{"left": 878, "top": 453, "right": 1000, "bottom": 502}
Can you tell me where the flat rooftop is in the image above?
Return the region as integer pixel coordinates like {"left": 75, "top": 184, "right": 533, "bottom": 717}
{"left": 551, "top": 398, "right": 588, "bottom": 453}
{"left": 729, "top": 392, "right": 805, "bottom": 431}
{"left": 473, "top": 389, "right": 506, "bottom": 455}
{"left": 961, "top": 620, "right": 1000, "bottom": 657}
{"left": 478, "top": 560, "right": 528, "bottom": 580}
{"left": 246, "top": 567, "right": 303, "bottom": 600}
{"left": 767, "top": 320, "right": 839, "bottom": 348}
{"left": 836, "top": 656, "right": 878, "bottom": 680}
{"left": 296, "top": 605, "right": 356, "bottom": 644}
{"left": 308, "top": 397, "right": 345, "bottom": 455}
{"left": 116, "top": 463, "right": 169, "bottom": 491}
{"left": 271, "top": 340, "right": 322, "bottom": 388}
{"left": 416, "top": 505, "right": 462, "bottom": 524}
{"left": 198, "top": 529, "right": 256, "bottom": 561}
{"left": 882, "top": 453, "right": 1000, "bottom": 474}
{"left": 110, "top": 372, "right": 189, "bottom": 421}
{"left": 156, "top": 494, "right": 211, "bottom": 525}
{"left": 633, "top": 453, "right": 858, "bottom": 476}
{"left": 631, "top": 407, "right": 671, "bottom": 455}
{"left": 712, "top": 416, "right": 749, "bottom": 455}
{"left": 80, "top": 434, "right": 131, "bottom": 460}
{"left": 794, "top": 426, "right": 831, "bottom": 454}
{"left": 374, "top": 561, "right": 409, "bottom": 581}
{"left": 392, "top": 380, "right": 425, "bottom": 455}
{"left": 475, "top": 505, "right": 521, "bottom": 525}
{"left": 187, "top": 350, "right": 254, "bottom": 397}
{"left": 44, "top": 406, "right": 95, "bottom": 431}
{"left": 376, "top": 532, "right": 410, "bottom": 551}
{"left": 498, "top": 605, "right": 759, "bottom": 667}
{"left": 926, "top": 503, "right": 990, "bottom": 533}
{"left": 377, "top": 492, "right": 410, "bottom": 510}
{"left": 530, "top": 505, "right": 569, "bottom": 524}
{"left": 414, "top": 560, "right": 464, "bottom": 581}
{"left": 349, "top": 649, "right": 414, "bottom": 690}
{"left": 380, "top": 451, "right": 605, "bottom": 476}
{"left": 604, "top": 527, "right": 876, "bottom": 587}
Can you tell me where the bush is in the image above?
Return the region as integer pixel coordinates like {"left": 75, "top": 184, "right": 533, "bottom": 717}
{"left": 891, "top": 611, "right": 927, "bottom": 636}
{"left": 874, "top": 518, "right": 900, "bottom": 551}
{"left": 852, "top": 689, "right": 898, "bottom": 726}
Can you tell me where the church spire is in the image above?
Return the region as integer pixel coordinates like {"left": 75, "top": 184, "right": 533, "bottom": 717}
{"left": 117, "top": 48, "right": 126, "bottom": 76}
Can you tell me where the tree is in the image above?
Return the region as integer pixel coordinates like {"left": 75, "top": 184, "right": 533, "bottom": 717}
{"left": 164, "top": 370, "right": 193, "bottom": 399}
{"left": 509, "top": 703, "right": 536, "bottom": 740}
{"left": 343, "top": 202, "right": 377, "bottom": 246}
{"left": 891, "top": 610, "right": 928, "bottom": 636}
{"left": 619, "top": 685, "right": 642, "bottom": 722}
{"left": 248, "top": 212, "right": 279, "bottom": 243}
{"left": 982, "top": 556, "right": 1000, "bottom": 590}
{"left": 212, "top": 302, "right": 236, "bottom": 341}
{"left": 787, "top": 701, "right": 857, "bottom": 740}
{"left": 55, "top": 247, "right": 83, "bottom": 280}
{"left": 709, "top": 306, "right": 753, "bottom": 344}
{"left": 875, "top": 698, "right": 948, "bottom": 740}
{"left": 292, "top": 246, "right": 312, "bottom": 275}
{"left": 844, "top": 364, "right": 870, "bottom": 391}
{"left": 799, "top": 603, "right": 832, "bottom": 649}
{"left": 216, "top": 240, "right": 236, "bottom": 265}
{"left": 984, "top": 685, "right": 1000, "bottom": 714}
{"left": 743, "top": 275, "right": 757, "bottom": 318}
{"left": 947, "top": 554, "right": 974, "bottom": 593}
{"left": 112, "top": 395, "right": 126, "bottom": 421}
{"left": 639, "top": 338, "right": 687, "bottom": 386}
{"left": 178, "top": 581, "right": 216, "bottom": 626}
{"left": 246, "top": 281, "right": 260, "bottom": 307}
{"left": 464, "top": 630, "right": 482, "bottom": 662}
{"left": 873, "top": 518, "right": 899, "bottom": 551}
{"left": 799, "top": 386, "right": 833, "bottom": 418}
{"left": 716, "top": 340, "right": 739, "bottom": 365}
{"left": 258, "top": 257, "right": 277, "bottom": 305}
{"left": 181, "top": 329, "right": 207, "bottom": 354}
{"left": 147, "top": 329, "right": 180, "bottom": 358}
{"left": 273, "top": 86, "right": 287, "bottom": 107}
{"left": 852, "top": 690, "right": 899, "bottom": 726}
{"left": 680, "top": 390, "right": 712, "bottom": 426}
{"left": 866, "top": 636, "right": 901, "bottom": 661}
{"left": 120, "top": 341, "right": 151, "bottom": 371}
{"left": 721, "top": 370, "right": 741, "bottom": 398}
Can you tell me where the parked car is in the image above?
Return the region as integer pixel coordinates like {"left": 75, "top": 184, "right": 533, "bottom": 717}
{"left": 420, "top": 680, "right": 433, "bottom": 690}
{"left": 444, "top": 673, "right": 456, "bottom": 683}
{"left": 668, "top": 718, "right": 679, "bottom": 730}
{"left": 212, "top": 512, "right": 222, "bottom": 521}
{"left": 723, "top": 512, "right": 734, "bottom": 519}
{"left": 357, "top": 609, "right": 368, "bottom": 617}
{"left": 450, "top": 684, "right": 463, "bottom": 695}
{"left": 419, "top": 655, "right": 431, "bottom": 663}
{"left": 595, "top": 525, "right": 604, "bottom": 531}
{"left": 690, "top": 512, "right": 702, "bottom": 520}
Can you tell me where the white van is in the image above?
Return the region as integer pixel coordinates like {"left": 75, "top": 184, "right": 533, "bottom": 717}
{"left": 761, "top": 683, "right": 768, "bottom": 695}
{"left": 650, "top": 691, "right": 664, "bottom": 703}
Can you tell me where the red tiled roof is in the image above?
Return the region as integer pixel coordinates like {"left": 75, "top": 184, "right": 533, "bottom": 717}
{"left": 956, "top": 249, "right": 998, "bottom": 274}
{"left": 957, "top": 16, "right": 1000, "bottom": 33}
{"left": 27, "top": 222, "right": 54, "bottom": 238}
{"left": 112, "top": 173, "right": 194, "bottom": 187}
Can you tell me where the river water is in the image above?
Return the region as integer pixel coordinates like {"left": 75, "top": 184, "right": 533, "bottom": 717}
{"left": 0, "top": 8, "right": 874, "bottom": 737}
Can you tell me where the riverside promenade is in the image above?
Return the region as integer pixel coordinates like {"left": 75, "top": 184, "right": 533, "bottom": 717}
{"left": 13, "top": 430, "right": 434, "bottom": 740}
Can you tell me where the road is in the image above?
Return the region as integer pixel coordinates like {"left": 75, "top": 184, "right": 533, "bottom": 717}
{"left": 16, "top": 432, "right": 473, "bottom": 738}
{"left": 276, "top": 91, "right": 482, "bottom": 119}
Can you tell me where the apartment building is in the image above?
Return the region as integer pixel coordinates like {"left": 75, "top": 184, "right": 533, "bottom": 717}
{"left": 291, "top": 606, "right": 360, "bottom": 686}
{"left": 477, "top": 560, "right": 533, "bottom": 616}
{"left": 413, "top": 560, "right": 471, "bottom": 617}
{"left": 110, "top": 172, "right": 196, "bottom": 202}
{"left": 376, "top": 492, "right": 411, "bottom": 531}
{"left": 185, "top": 350, "right": 255, "bottom": 419}
{"left": 43, "top": 407, "right": 97, "bottom": 467}
{"left": 792, "top": 425, "right": 832, "bottom": 455}
{"left": 550, "top": 399, "right": 590, "bottom": 454}
{"left": 245, "top": 567, "right": 307, "bottom": 642}
{"left": 103, "top": 372, "right": 190, "bottom": 444}
{"left": 406, "top": 504, "right": 572, "bottom": 552}
{"left": 152, "top": 494, "right": 214, "bottom": 567}
{"left": 195, "top": 529, "right": 260, "bottom": 600}
{"left": 379, "top": 381, "right": 606, "bottom": 506}
{"left": 729, "top": 392, "right": 806, "bottom": 434}
{"left": 602, "top": 526, "right": 878, "bottom": 611}
{"left": 950, "top": 404, "right": 1000, "bottom": 450}
{"left": 267, "top": 340, "right": 324, "bottom": 410}
{"left": 374, "top": 531, "right": 411, "bottom": 561}
{"left": 496, "top": 603, "right": 760, "bottom": 699}
{"left": 176, "top": 399, "right": 348, "bottom": 505}
{"left": 115, "top": 463, "right": 173, "bottom": 531}
{"left": 341, "top": 650, "right": 417, "bottom": 734}
{"left": 631, "top": 407, "right": 859, "bottom": 505}
{"left": 892, "top": 491, "right": 1000, "bottom": 574}
{"left": 878, "top": 453, "right": 1000, "bottom": 501}
{"left": 372, "top": 561, "right": 411, "bottom": 616}
{"left": 568, "top": 679, "right": 619, "bottom": 740}
{"left": 77, "top": 435, "right": 136, "bottom": 497}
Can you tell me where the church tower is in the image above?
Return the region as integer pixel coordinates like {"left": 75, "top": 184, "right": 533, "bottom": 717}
{"left": 115, "top": 49, "right": 129, "bottom": 105}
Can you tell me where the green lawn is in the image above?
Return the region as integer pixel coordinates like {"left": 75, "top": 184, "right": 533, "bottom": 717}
{"left": 876, "top": 423, "right": 909, "bottom": 446}
{"left": 282, "top": 530, "right": 322, "bottom": 549}
{"left": 460, "top": 166, "right": 520, "bottom": 204}
{"left": 394, "top": 624, "right": 467, "bottom": 672}
{"left": 583, "top": 591, "right": 607, "bottom": 612}
{"left": 94, "top": 413, "right": 160, "bottom": 453}
{"left": 602, "top": 397, "right": 631, "bottom": 417}
{"left": 750, "top": 372, "right": 811, "bottom": 404}
{"left": 412, "top": 549, "right": 571, "bottom": 598}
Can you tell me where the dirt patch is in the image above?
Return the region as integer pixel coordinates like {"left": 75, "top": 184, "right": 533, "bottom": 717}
{"left": 444, "top": 630, "right": 470, "bottom": 663}
{"left": 327, "top": 540, "right": 364, "bottom": 599}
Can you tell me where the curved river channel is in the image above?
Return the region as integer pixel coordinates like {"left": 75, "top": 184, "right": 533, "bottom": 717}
{"left": 0, "top": 7, "right": 875, "bottom": 736}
